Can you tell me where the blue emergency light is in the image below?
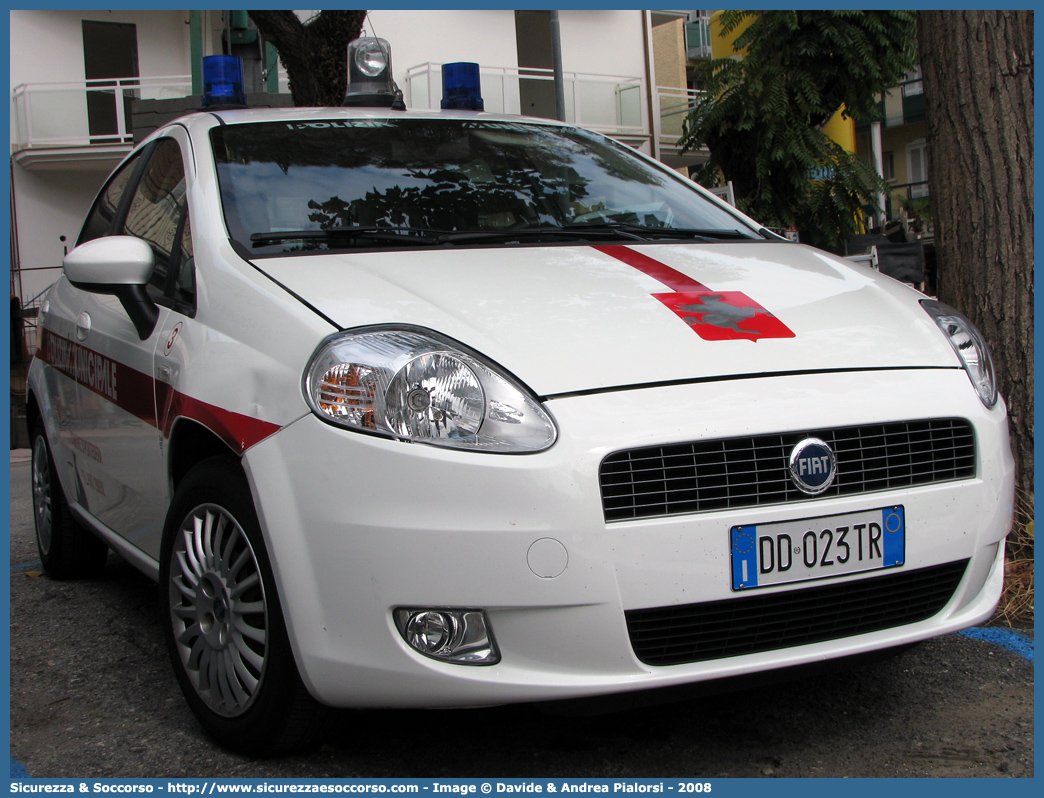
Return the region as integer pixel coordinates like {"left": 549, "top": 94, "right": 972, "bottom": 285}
{"left": 441, "top": 62, "right": 484, "bottom": 111}
{"left": 201, "top": 55, "right": 247, "bottom": 108}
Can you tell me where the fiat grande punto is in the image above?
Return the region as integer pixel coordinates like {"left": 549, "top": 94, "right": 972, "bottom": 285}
{"left": 27, "top": 105, "right": 1014, "bottom": 755}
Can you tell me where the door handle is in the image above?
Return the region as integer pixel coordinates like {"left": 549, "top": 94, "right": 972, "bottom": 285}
{"left": 75, "top": 312, "right": 91, "bottom": 342}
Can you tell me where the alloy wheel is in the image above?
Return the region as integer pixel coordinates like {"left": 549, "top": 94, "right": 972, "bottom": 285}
{"left": 168, "top": 503, "right": 269, "bottom": 717}
{"left": 31, "top": 435, "right": 53, "bottom": 555}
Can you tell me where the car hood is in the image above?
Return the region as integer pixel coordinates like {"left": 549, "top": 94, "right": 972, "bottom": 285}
{"left": 253, "top": 242, "right": 957, "bottom": 397}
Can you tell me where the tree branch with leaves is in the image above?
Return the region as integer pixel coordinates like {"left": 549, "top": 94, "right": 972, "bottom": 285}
{"left": 248, "top": 10, "right": 367, "bottom": 106}
{"left": 681, "top": 11, "right": 917, "bottom": 251}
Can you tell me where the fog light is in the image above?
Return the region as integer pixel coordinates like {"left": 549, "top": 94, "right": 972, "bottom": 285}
{"left": 395, "top": 608, "right": 499, "bottom": 665}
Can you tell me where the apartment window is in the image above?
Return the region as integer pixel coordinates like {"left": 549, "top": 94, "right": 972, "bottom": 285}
{"left": 514, "top": 11, "right": 556, "bottom": 119}
{"left": 902, "top": 67, "right": 923, "bottom": 97}
{"left": 883, "top": 151, "right": 895, "bottom": 181}
{"left": 907, "top": 140, "right": 929, "bottom": 197}
{"left": 82, "top": 20, "right": 139, "bottom": 140}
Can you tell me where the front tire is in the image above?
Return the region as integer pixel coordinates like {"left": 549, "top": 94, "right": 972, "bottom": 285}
{"left": 30, "top": 421, "right": 108, "bottom": 579}
{"left": 159, "top": 455, "right": 327, "bottom": 756}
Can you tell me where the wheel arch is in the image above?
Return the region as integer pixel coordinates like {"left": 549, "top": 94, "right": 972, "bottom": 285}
{"left": 168, "top": 417, "right": 240, "bottom": 493}
{"left": 25, "top": 388, "right": 41, "bottom": 438}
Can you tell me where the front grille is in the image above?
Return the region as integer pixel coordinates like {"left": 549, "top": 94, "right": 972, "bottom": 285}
{"left": 626, "top": 559, "right": 968, "bottom": 666}
{"left": 600, "top": 419, "right": 976, "bottom": 522}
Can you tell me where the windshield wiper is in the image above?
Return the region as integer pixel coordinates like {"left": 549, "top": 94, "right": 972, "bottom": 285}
{"left": 434, "top": 225, "right": 648, "bottom": 245}
{"left": 249, "top": 222, "right": 762, "bottom": 249}
{"left": 249, "top": 227, "right": 441, "bottom": 247}
{"left": 564, "top": 221, "right": 759, "bottom": 241}
{"left": 439, "top": 223, "right": 762, "bottom": 245}
{"left": 249, "top": 226, "right": 638, "bottom": 249}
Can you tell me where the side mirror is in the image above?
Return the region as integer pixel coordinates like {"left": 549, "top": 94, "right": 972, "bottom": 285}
{"left": 63, "top": 236, "right": 159, "bottom": 340}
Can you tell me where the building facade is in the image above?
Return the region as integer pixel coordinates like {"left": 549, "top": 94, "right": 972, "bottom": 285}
{"left": 854, "top": 68, "right": 931, "bottom": 231}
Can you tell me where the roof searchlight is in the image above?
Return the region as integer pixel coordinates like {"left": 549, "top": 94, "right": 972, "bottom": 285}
{"left": 344, "top": 37, "right": 406, "bottom": 110}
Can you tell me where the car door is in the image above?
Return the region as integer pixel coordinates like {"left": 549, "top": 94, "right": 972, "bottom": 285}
{"left": 36, "top": 146, "right": 146, "bottom": 532}
{"left": 70, "top": 132, "right": 194, "bottom": 557}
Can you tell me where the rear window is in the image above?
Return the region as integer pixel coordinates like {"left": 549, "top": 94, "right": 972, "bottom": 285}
{"left": 211, "top": 118, "right": 757, "bottom": 255}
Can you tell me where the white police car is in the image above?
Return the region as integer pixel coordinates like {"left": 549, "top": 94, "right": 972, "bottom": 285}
{"left": 27, "top": 54, "right": 1014, "bottom": 756}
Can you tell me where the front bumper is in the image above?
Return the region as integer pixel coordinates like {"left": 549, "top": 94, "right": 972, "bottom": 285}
{"left": 243, "top": 368, "right": 1014, "bottom": 708}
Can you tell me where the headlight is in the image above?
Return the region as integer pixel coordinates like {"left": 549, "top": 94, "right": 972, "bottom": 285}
{"left": 304, "top": 327, "right": 558, "bottom": 453}
{"left": 921, "top": 299, "right": 998, "bottom": 408}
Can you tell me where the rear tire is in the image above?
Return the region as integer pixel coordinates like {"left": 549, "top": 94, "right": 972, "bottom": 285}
{"left": 31, "top": 421, "right": 108, "bottom": 579}
{"left": 159, "top": 455, "right": 327, "bottom": 756}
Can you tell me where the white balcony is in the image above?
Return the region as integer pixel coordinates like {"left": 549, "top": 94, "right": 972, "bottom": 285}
{"left": 12, "top": 73, "right": 706, "bottom": 173}
{"left": 405, "top": 63, "right": 648, "bottom": 147}
{"left": 11, "top": 76, "right": 192, "bottom": 169}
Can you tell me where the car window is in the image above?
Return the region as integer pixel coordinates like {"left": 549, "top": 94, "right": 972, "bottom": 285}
{"left": 121, "top": 138, "right": 188, "bottom": 295}
{"left": 211, "top": 119, "right": 757, "bottom": 256}
{"left": 173, "top": 213, "right": 196, "bottom": 311}
{"left": 77, "top": 149, "right": 143, "bottom": 245}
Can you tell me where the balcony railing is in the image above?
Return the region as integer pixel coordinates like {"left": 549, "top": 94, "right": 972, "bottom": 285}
{"left": 12, "top": 72, "right": 704, "bottom": 166}
{"left": 657, "top": 86, "right": 703, "bottom": 147}
{"left": 891, "top": 180, "right": 930, "bottom": 201}
{"left": 12, "top": 76, "right": 192, "bottom": 152}
{"left": 404, "top": 63, "right": 646, "bottom": 139}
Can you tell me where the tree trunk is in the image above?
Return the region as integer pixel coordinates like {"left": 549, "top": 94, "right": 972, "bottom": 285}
{"left": 918, "top": 11, "right": 1033, "bottom": 501}
{"left": 248, "top": 10, "right": 367, "bottom": 106}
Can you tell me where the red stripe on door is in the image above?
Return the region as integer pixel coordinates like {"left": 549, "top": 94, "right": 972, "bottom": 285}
{"left": 38, "top": 329, "right": 281, "bottom": 454}
{"left": 593, "top": 244, "right": 795, "bottom": 342}
{"left": 154, "top": 381, "right": 282, "bottom": 455}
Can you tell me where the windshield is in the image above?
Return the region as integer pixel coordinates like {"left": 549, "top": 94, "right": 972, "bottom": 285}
{"left": 210, "top": 118, "right": 760, "bottom": 255}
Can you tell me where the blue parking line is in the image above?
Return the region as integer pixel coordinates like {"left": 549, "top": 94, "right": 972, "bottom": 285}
{"left": 10, "top": 560, "right": 41, "bottom": 573}
{"left": 11, "top": 757, "right": 30, "bottom": 778}
{"left": 958, "top": 627, "right": 1034, "bottom": 661}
